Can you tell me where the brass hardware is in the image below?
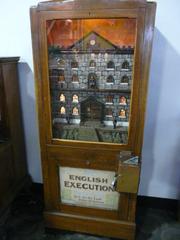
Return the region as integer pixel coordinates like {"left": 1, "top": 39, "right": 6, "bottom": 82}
{"left": 111, "top": 174, "right": 121, "bottom": 189}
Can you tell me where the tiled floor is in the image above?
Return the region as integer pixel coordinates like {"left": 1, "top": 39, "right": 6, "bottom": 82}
{"left": 0, "top": 186, "right": 179, "bottom": 240}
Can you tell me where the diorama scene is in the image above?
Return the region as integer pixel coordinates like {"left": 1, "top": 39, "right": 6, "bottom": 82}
{"left": 47, "top": 19, "right": 136, "bottom": 144}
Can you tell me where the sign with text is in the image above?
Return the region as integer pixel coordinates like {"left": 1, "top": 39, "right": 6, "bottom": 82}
{"left": 59, "top": 167, "right": 120, "bottom": 210}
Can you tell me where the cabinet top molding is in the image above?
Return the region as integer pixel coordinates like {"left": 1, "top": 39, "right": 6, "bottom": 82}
{"left": 0, "top": 57, "right": 20, "bottom": 63}
{"left": 34, "top": 0, "right": 153, "bottom": 11}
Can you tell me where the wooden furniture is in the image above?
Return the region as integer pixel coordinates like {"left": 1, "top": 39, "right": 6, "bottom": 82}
{"left": 30, "top": 1, "right": 156, "bottom": 239}
{"left": 0, "top": 57, "right": 28, "bottom": 217}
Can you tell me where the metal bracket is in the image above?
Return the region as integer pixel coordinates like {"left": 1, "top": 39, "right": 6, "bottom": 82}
{"left": 111, "top": 174, "right": 121, "bottom": 189}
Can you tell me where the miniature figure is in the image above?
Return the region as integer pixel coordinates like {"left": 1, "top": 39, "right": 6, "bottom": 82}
{"left": 89, "top": 60, "right": 96, "bottom": 67}
{"left": 107, "top": 75, "right": 114, "bottom": 83}
{"left": 72, "top": 94, "right": 79, "bottom": 103}
{"left": 113, "top": 117, "right": 117, "bottom": 129}
{"left": 121, "top": 75, "right": 129, "bottom": 85}
{"left": 59, "top": 94, "right": 65, "bottom": 102}
{"left": 88, "top": 73, "right": 97, "bottom": 89}
{"left": 122, "top": 60, "right": 130, "bottom": 69}
{"left": 119, "top": 96, "right": 127, "bottom": 105}
{"left": 60, "top": 106, "right": 66, "bottom": 114}
{"left": 119, "top": 109, "right": 126, "bottom": 118}
{"left": 72, "top": 74, "right": 79, "bottom": 82}
{"left": 71, "top": 60, "right": 78, "bottom": 68}
{"left": 107, "top": 61, "right": 115, "bottom": 69}
{"left": 72, "top": 107, "right": 79, "bottom": 115}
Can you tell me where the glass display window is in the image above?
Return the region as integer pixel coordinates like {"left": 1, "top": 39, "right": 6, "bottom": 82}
{"left": 47, "top": 18, "right": 136, "bottom": 144}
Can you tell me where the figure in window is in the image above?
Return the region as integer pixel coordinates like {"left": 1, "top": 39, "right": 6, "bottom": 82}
{"left": 60, "top": 106, "right": 66, "bottom": 115}
{"left": 122, "top": 60, "right": 130, "bottom": 70}
{"left": 107, "top": 61, "right": 115, "bottom": 69}
{"left": 121, "top": 75, "right": 129, "bottom": 85}
{"left": 58, "top": 70, "right": 65, "bottom": 82}
{"left": 119, "top": 109, "right": 126, "bottom": 118}
{"left": 119, "top": 96, "right": 127, "bottom": 105}
{"left": 59, "top": 75, "right": 65, "bottom": 82}
{"left": 72, "top": 107, "right": 79, "bottom": 116}
{"left": 107, "top": 75, "right": 114, "bottom": 84}
{"left": 88, "top": 73, "right": 97, "bottom": 89}
{"left": 59, "top": 94, "right": 65, "bottom": 102}
{"left": 72, "top": 94, "right": 79, "bottom": 103}
{"left": 72, "top": 74, "right": 79, "bottom": 82}
{"left": 89, "top": 60, "right": 96, "bottom": 68}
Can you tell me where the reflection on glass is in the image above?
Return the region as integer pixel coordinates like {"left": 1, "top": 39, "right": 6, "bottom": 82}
{"left": 47, "top": 18, "right": 136, "bottom": 144}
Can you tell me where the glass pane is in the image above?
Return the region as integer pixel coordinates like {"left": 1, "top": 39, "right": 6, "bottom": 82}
{"left": 47, "top": 18, "right": 136, "bottom": 144}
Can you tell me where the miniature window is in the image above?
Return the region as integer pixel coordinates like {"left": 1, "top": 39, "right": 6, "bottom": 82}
{"left": 106, "top": 75, "right": 114, "bottom": 84}
{"left": 51, "top": 69, "right": 59, "bottom": 76}
{"left": 106, "top": 108, "right": 113, "bottom": 117}
{"left": 122, "top": 60, "right": 130, "bottom": 70}
{"left": 71, "top": 60, "right": 78, "bottom": 69}
{"left": 72, "top": 107, "right": 79, "bottom": 115}
{"left": 119, "top": 96, "right": 127, "bottom": 105}
{"left": 106, "top": 95, "right": 113, "bottom": 104}
{"left": 89, "top": 60, "right": 96, "bottom": 68}
{"left": 107, "top": 61, "right": 115, "bottom": 69}
{"left": 59, "top": 94, "right": 65, "bottom": 102}
{"left": 60, "top": 106, "right": 66, "bottom": 115}
{"left": 119, "top": 109, "right": 126, "bottom": 118}
{"left": 91, "top": 53, "right": 95, "bottom": 59}
{"left": 121, "top": 75, "right": 129, "bottom": 85}
{"left": 88, "top": 73, "right": 97, "bottom": 89}
{"left": 72, "top": 94, "right": 79, "bottom": 103}
{"left": 72, "top": 74, "right": 79, "bottom": 82}
{"left": 104, "top": 53, "right": 108, "bottom": 60}
{"left": 58, "top": 70, "right": 65, "bottom": 82}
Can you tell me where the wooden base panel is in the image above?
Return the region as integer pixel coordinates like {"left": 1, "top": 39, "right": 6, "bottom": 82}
{"left": 44, "top": 211, "right": 136, "bottom": 240}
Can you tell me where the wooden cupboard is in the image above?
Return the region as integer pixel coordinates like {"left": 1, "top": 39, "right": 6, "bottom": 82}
{"left": 0, "top": 57, "right": 28, "bottom": 217}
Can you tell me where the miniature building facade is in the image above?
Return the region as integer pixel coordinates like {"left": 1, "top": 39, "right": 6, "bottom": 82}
{"left": 49, "top": 31, "right": 133, "bottom": 143}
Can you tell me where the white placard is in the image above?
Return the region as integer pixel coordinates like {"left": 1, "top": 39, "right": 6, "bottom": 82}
{"left": 59, "top": 167, "right": 120, "bottom": 210}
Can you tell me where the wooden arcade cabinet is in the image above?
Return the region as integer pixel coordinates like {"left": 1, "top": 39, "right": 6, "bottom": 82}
{"left": 30, "top": 1, "right": 156, "bottom": 239}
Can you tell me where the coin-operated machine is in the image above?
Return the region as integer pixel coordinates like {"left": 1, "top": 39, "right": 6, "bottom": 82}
{"left": 30, "top": 1, "right": 156, "bottom": 239}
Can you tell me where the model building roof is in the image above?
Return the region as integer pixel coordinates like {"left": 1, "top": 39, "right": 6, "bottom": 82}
{"left": 69, "top": 31, "right": 119, "bottom": 51}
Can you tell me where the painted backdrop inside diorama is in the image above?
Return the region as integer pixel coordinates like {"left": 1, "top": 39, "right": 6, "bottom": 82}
{"left": 47, "top": 18, "right": 136, "bottom": 144}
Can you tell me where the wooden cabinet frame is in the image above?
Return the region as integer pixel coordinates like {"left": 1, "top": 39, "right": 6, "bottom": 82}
{"left": 30, "top": 1, "right": 156, "bottom": 239}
